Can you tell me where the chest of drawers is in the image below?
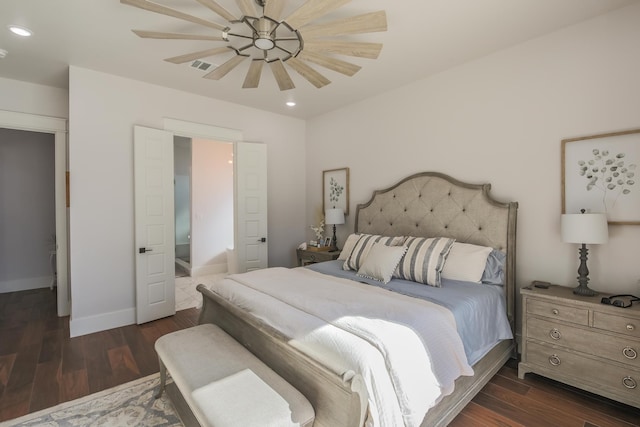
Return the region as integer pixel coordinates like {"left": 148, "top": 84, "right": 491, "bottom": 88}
{"left": 518, "top": 284, "right": 640, "bottom": 409}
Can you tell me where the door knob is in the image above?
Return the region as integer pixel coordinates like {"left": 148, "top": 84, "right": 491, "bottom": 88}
{"left": 257, "top": 237, "right": 266, "bottom": 242}
{"left": 139, "top": 247, "right": 153, "bottom": 254}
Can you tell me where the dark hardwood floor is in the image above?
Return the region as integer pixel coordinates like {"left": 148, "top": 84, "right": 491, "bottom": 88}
{"left": 1, "top": 287, "right": 639, "bottom": 426}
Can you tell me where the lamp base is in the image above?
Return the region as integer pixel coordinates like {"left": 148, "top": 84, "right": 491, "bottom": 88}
{"left": 573, "top": 284, "right": 598, "bottom": 297}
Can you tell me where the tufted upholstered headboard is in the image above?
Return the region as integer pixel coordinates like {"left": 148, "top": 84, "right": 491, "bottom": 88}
{"left": 355, "top": 172, "right": 518, "bottom": 331}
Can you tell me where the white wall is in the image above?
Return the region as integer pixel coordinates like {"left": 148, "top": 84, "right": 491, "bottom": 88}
{"left": 191, "top": 139, "right": 234, "bottom": 276}
{"left": 174, "top": 137, "right": 191, "bottom": 248}
{"left": 0, "top": 77, "right": 68, "bottom": 119}
{"left": 0, "top": 128, "right": 56, "bottom": 292}
{"left": 306, "top": 4, "right": 640, "bottom": 309}
{"left": 68, "top": 67, "right": 306, "bottom": 336}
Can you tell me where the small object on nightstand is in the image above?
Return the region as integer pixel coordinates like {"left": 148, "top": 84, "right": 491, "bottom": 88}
{"left": 532, "top": 280, "right": 550, "bottom": 289}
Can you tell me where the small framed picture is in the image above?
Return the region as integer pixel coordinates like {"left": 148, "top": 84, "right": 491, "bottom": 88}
{"left": 323, "top": 236, "right": 332, "bottom": 247}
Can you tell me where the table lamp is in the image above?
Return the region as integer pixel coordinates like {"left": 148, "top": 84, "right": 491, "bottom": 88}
{"left": 561, "top": 209, "right": 609, "bottom": 296}
{"left": 325, "top": 208, "right": 345, "bottom": 251}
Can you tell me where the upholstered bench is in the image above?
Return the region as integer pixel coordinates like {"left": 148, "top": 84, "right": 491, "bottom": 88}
{"left": 155, "top": 323, "right": 315, "bottom": 427}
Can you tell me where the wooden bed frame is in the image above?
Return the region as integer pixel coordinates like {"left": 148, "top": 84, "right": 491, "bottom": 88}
{"left": 198, "top": 172, "right": 518, "bottom": 427}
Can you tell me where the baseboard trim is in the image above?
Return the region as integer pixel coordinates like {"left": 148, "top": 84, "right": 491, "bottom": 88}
{"left": 191, "top": 262, "right": 226, "bottom": 277}
{"left": 1, "top": 276, "right": 51, "bottom": 293}
{"left": 70, "top": 307, "right": 136, "bottom": 338}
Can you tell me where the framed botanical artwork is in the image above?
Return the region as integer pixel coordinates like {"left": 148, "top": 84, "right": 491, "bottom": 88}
{"left": 323, "top": 167, "right": 350, "bottom": 215}
{"left": 562, "top": 128, "right": 639, "bottom": 224}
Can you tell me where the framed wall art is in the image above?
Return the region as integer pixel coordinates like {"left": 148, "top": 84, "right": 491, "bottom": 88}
{"left": 323, "top": 167, "right": 349, "bottom": 215}
{"left": 562, "top": 128, "right": 639, "bottom": 225}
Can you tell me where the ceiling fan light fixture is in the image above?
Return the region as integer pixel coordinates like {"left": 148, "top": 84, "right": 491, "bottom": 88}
{"left": 254, "top": 37, "right": 275, "bottom": 50}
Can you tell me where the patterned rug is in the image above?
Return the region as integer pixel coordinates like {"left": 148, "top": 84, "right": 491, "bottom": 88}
{"left": 0, "top": 374, "right": 183, "bottom": 427}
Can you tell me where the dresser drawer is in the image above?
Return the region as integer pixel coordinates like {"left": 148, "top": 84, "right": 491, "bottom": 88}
{"left": 526, "top": 341, "right": 640, "bottom": 401}
{"left": 593, "top": 310, "right": 640, "bottom": 339}
{"left": 527, "top": 317, "right": 640, "bottom": 368}
{"left": 527, "top": 298, "right": 589, "bottom": 326}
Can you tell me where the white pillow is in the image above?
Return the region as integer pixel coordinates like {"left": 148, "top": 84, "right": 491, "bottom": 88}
{"left": 343, "top": 234, "right": 406, "bottom": 271}
{"left": 338, "top": 233, "right": 361, "bottom": 260}
{"left": 394, "top": 236, "right": 455, "bottom": 287}
{"left": 441, "top": 242, "right": 493, "bottom": 283}
{"left": 357, "top": 243, "right": 408, "bottom": 284}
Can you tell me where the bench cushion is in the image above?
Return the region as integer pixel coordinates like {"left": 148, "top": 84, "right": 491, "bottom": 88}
{"left": 155, "top": 323, "right": 314, "bottom": 427}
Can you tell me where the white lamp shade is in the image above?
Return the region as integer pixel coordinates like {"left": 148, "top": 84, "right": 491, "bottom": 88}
{"left": 561, "top": 213, "right": 608, "bottom": 244}
{"left": 325, "top": 208, "right": 345, "bottom": 225}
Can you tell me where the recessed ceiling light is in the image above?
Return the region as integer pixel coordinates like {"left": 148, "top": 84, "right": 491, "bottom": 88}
{"left": 286, "top": 101, "right": 296, "bottom": 107}
{"left": 8, "top": 25, "right": 32, "bottom": 37}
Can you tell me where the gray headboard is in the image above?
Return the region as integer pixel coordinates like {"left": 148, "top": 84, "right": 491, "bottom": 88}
{"left": 355, "top": 172, "right": 518, "bottom": 331}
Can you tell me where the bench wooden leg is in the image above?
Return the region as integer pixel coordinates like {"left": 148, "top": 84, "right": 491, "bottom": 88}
{"left": 156, "top": 357, "right": 167, "bottom": 399}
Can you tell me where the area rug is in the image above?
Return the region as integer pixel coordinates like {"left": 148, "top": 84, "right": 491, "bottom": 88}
{"left": 0, "top": 373, "right": 183, "bottom": 427}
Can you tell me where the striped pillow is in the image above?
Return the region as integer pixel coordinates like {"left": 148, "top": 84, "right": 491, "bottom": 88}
{"left": 343, "top": 234, "right": 406, "bottom": 271}
{"left": 394, "top": 237, "right": 455, "bottom": 287}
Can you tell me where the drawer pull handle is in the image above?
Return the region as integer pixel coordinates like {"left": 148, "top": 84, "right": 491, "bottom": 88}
{"left": 552, "top": 309, "right": 559, "bottom": 315}
{"left": 549, "top": 329, "right": 562, "bottom": 340}
{"left": 623, "top": 347, "right": 638, "bottom": 360}
{"left": 622, "top": 376, "right": 637, "bottom": 389}
{"left": 627, "top": 324, "right": 635, "bottom": 331}
{"left": 549, "top": 354, "right": 561, "bottom": 366}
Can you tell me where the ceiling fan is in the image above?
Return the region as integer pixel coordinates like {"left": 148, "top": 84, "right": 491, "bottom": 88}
{"left": 121, "top": 0, "right": 387, "bottom": 90}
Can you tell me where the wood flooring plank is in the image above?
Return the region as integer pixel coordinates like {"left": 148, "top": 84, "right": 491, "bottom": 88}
{"left": 29, "top": 360, "right": 60, "bottom": 412}
{"left": 453, "top": 401, "right": 525, "bottom": 427}
{"left": 0, "top": 354, "right": 16, "bottom": 396}
{"left": 60, "top": 337, "right": 85, "bottom": 374}
{"left": 107, "top": 345, "right": 140, "bottom": 384}
{"left": 82, "top": 333, "right": 115, "bottom": 394}
{"left": 121, "top": 325, "right": 158, "bottom": 377}
{"left": 59, "top": 369, "right": 89, "bottom": 402}
{"left": 38, "top": 329, "right": 63, "bottom": 364}
{"left": 476, "top": 383, "right": 584, "bottom": 427}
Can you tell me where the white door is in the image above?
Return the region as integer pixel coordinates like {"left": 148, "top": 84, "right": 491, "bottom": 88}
{"left": 134, "top": 126, "right": 176, "bottom": 324}
{"left": 235, "top": 142, "right": 268, "bottom": 272}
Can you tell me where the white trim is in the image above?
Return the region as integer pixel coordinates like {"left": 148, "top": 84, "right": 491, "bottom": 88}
{"left": 0, "top": 109, "right": 70, "bottom": 317}
{"left": 69, "top": 307, "right": 136, "bottom": 338}
{"left": 0, "top": 276, "right": 51, "bottom": 293}
{"left": 191, "top": 262, "right": 227, "bottom": 277}
{"left": 163, "top": 118, "right": 243, "bottom": 142}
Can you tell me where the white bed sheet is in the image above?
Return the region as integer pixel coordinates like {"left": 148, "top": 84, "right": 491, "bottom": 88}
{"left": 208, "top": 267, "right": 473, "bottom": 427}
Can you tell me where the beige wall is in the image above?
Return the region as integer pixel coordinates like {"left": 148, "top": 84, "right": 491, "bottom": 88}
{"left": 306, "top": 2, "right": 640, "bottom": 310}
{"left": 68, "top": 67, "right": 306, "bottom": 336}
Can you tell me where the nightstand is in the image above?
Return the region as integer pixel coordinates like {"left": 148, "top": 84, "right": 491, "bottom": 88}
{"left": 296, "top": 248, "right": 340, "bottom": 266}
{"left": 519, "top": 283, "right": 640, "bottom": 408}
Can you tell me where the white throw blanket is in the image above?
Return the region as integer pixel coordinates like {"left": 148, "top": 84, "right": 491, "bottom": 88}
{"left": 209, "top": 267, "right": 473, "bottom": 427}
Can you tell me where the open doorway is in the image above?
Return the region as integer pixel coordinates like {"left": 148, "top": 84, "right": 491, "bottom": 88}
{"left": 0, "top": 129, "right": 56, "bottom": 295}
{"left": 0, "top": 110, "right": 69, "bottom": 317}
{"left": 173, "top": 136, "right": 234, "bottom": 310}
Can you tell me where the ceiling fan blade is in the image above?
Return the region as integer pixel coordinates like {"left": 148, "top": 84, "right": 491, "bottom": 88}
{"left": 121, "top": 0, "right": 227, "bottom": 31}
{"left": 235, "top": 0, "right": 258, "bottom": 17}
{"left": 284, "top": 0, "right": 351, "bottom": 29}
{"left": 243, "top": 60, "right": 264, "bottom": 88}
{"left": 165, "top": 47, "right": 231, "bottom": 64}
{"left": 264, "top": 0, "right": 286, "bottom": 21}
{"left": 132, "top": 30, "right": 225, "bottom": 41}
{"left": 269, "top": 60, "right": 295, "bottom": 91}
{"left": 298, "top": 51, "right": 361, "bottom": 76}
{"left": 304, "top": 40, "right": 382, "bottom": 59}
{"left": 300, "top": 10, "right": 387, "bottom": 38}
{"left": 204, "top": 55, "right": 248, "bottom": 80}
{"left": 286, "top": 57, "right": 330, "bottom": 88}
{"left": 195, "top": 0, "right": 239, "bottom": 22}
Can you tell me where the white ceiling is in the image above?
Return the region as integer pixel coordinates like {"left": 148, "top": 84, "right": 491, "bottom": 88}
{"left": 0, "top": 0, "right": 636, "bottom": 119}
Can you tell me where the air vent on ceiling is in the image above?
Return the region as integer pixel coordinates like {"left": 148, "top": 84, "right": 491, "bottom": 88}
{"left": 191, "top": 60, "right": 212, "bottom": 71}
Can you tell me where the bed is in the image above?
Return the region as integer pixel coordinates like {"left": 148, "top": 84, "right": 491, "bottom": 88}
{"left": 197, "top": 171, "right": 518, "bottom": 427}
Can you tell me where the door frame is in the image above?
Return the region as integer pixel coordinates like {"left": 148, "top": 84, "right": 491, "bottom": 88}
{"left": 0, "top": 109, "right": 70, "bottom": 316}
